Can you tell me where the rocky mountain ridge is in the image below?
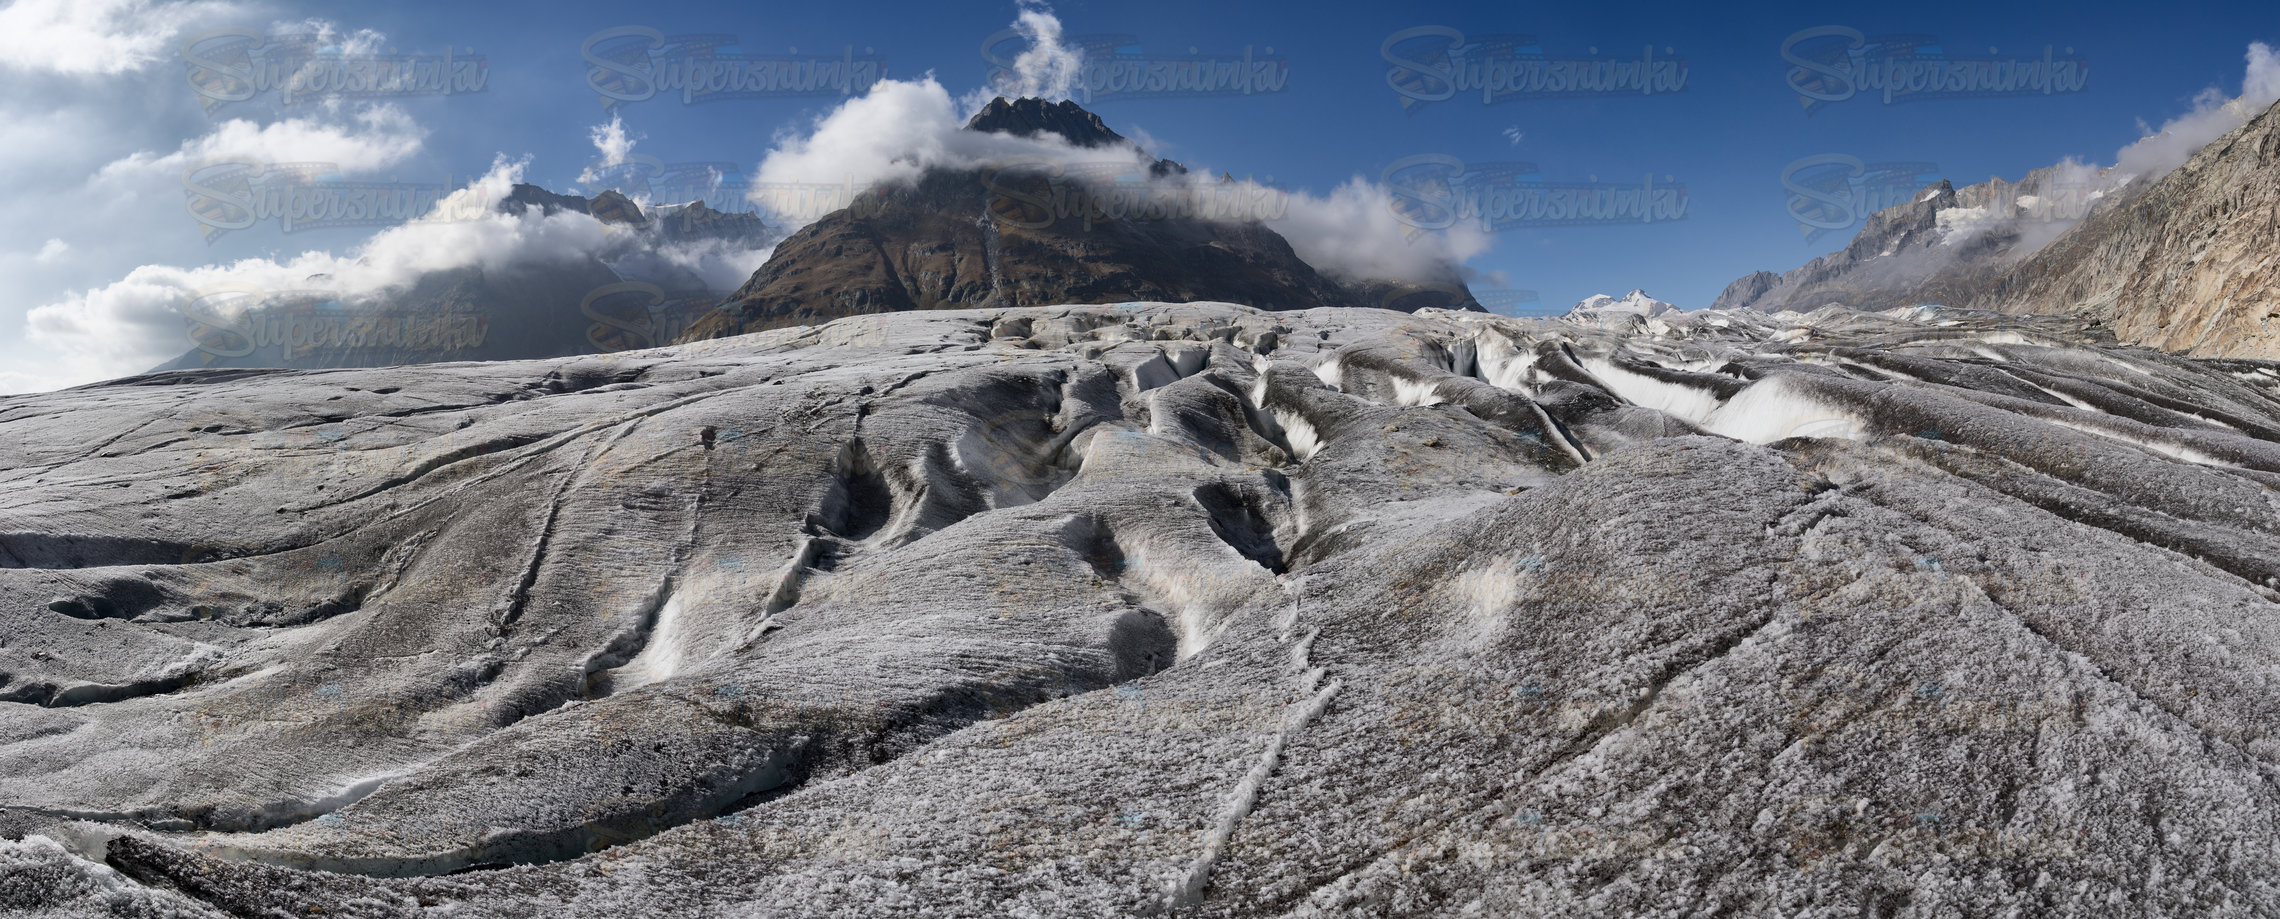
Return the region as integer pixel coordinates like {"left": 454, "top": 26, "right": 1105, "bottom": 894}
{"left": 1717, "top": 99, "right": 2280, "bottom": 359}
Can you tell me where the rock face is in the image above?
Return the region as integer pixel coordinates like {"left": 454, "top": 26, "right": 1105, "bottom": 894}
{"left": 681, "top": 98, "right": 1476, "bottom": 341}
{"left": 1719, "top": 100, "right": 2280, "bottom": 358}
{"left": 1969, "top": 100, "right": 2280, "bottom": 358}
{"left": 7, "top": 302, "right": 2280, "bottom": 916}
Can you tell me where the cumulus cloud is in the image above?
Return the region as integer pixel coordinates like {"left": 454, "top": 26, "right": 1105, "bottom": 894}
{"left": 2109, "top": 42, "right": 2280, "bottom": 183}
{"left": 93, "top": 103, "right": 428, "bottom": 182}
{"left": 963, "top": 0, "right": 1084, "bottom": 112}
{"left": 34, "top": 239, "right": 69, "bottom": 263}
{"left": 1269, "top": 179, "right": 1492, "bottom": 283}
{"left": 0, "top": 0, "right": 242, "bottom": 76}
{"left": 22, "top": 158, "right": 625, "bottom": 386}
{"left": 20, "top": 150, "right": 787, "bottom": 390}
{"left": 603, "top": 236, "right": 773, "bottom": 292}
{"left": 753, "top": 76, "right": 1146, "bottom": 194}
{"left": 1912, "top": 41, "right": 2280, "bottom": 269}
{"left": 577, "top": 114, "right": 638, "bottom": 185}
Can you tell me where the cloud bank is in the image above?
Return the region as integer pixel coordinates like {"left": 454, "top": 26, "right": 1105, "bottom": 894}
{"left": 0, "top": 0, "right": 243, "bottom": 76}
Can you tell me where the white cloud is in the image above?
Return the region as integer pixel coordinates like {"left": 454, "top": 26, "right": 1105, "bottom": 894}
{"left": 2111, "top": 42, "right": 2280, "bottom": 183}
{"left": 1269, "top": 178, "right": 1492, "bottom": 284}
{"left": 2245, "top": 41, "right": 2280, "bottom": 109}
{"left": 267, "top": 18, "right": 387, "bottom": 56}
{"left": 0, "top": 0, "right": 242, "bottom": 76}
{"left": 18, "top": 154, "right": 782, "bottom": 390}
{"left": 20, "top": 158, "right": 625, "bottom": 388}
{"left": 961, "top": 0, "right": 1084, "bottom": 113}
{"left": 747, "top": 73, "right": 1486, "bottom": 285}
{"left": 997, "top": 1, "right": 1083, "bottom": 103}
{"left": 34, "top": 239, "right": 69, "bottom": 263}
{"left": 93, "top": 104, "right": 428, "bottom": 182}
{"left": 605, "top": 236, "right": 773, "bottom": 292}
{"left": 740, "top": 0, "right": 1494, "bottom": 295}
{"left": 754, "top": 76, "right": 1144, "bottom": 195}
{"left": 1916, "top": 41, "right": 2280, "bottom": 268}
{"left": 577, "top": 115, "right": 638, "bottom": 184}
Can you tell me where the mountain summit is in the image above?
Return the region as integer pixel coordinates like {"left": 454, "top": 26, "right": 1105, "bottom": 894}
{"left": 682, "top": 98, "right": 1479, "bottom": 340}
{"left": 964, "top": 96, "right": 1129, "bottom": 149}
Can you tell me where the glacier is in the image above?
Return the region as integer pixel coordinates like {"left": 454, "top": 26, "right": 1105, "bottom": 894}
{"left": 4, "top": 302, "right": 2280, "bottom": 916}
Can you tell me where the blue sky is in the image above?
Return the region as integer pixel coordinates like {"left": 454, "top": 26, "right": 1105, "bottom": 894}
{"left": 1, "top": 0, "right": 2274, "bottom": 390}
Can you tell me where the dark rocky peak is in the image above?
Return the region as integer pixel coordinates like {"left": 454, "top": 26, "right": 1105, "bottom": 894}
{"left": 498, "top": 183, "right": 591, "bottom": 217}
{"left": 587, "top": 189, "right": 645, "bottom": 224}
{"left": 498, "top": 183, "right": 776, "bottom": 245}
{"left": 652, "top": 199, "right": 775, "bottom": 245}
{"left": 965, "top": 97, "right": 1128, "bottom": 149}
{"left": 498, "top": 184, "right": 646, "bottom": 226}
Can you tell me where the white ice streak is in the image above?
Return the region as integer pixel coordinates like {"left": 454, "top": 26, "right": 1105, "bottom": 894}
{"left": 607, "top": 591, "right": 688, "bottom": 689}
{"left": 1582, "top": 356, "right": 1722, "bottom": 424}
{"left": 1391, "top": 375, "right": 1447, "bottom": 407}
{"left": 2044, "top": 417, "right": 2240, "bottom": 468}
{"left": 1702, "top": 376, "right": 1866, "bottom": 443}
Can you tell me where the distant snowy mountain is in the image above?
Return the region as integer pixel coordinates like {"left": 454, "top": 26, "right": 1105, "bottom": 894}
{"left": 1566, "top": 288, "right": 1680, "bottom": 319}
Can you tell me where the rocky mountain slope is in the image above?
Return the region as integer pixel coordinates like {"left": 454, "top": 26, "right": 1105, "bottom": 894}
{"left": 8, "top": 301, "right": 2280, "bottom": 916}
{"left": 1968, "top": 99, "right": 2280, "bottom": 358}
{"left": 680, "top": 98, "right": 1478, "bottom": 341}
{"left": 1718, "top": 100, "right": 2280, "bottom": 359}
